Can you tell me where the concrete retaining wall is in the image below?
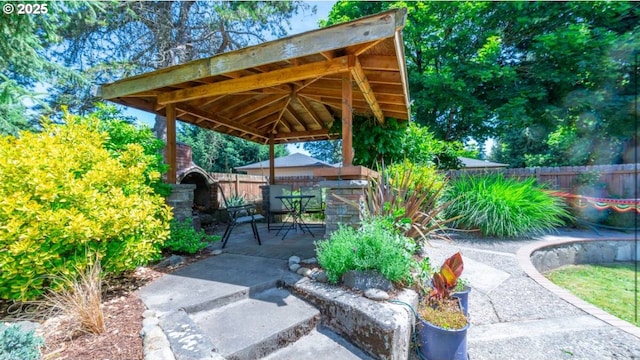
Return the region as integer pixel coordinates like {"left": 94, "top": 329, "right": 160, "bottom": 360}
{"left": 285, "top": 277, "right": 418, "bottom": 360}
{"left": 531, "top": 239, "right": 639, "bottom": 273}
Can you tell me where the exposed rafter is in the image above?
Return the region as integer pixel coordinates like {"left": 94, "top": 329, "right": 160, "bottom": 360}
{"left": 100, "top": 8, "right": 410, "bottom": 146}
{"left": 157, "top": 56, "right": 353, "bottom": 105}
{"left": 351, "top": 58, "right": 384, "bottom": 123}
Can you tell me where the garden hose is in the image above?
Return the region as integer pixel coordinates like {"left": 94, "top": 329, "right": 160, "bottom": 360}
{"left": 388, "top": 299, "right": 428, "bottom": 360}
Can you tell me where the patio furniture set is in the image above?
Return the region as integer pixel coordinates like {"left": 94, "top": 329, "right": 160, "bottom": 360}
{"left": 219, "top": 184, "right": 326, "bottom": 248}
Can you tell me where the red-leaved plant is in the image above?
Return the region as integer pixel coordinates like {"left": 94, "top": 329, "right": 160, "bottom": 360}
{"left": 429, "top": 252, "right": 464, "bottom": 302}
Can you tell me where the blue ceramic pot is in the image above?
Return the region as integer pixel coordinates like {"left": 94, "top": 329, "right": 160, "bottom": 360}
{"left": 418, "top": 299, "right": 469, "bottom": 360}
{"left": 452, "top": 286, "right": 471, "bottom": 317}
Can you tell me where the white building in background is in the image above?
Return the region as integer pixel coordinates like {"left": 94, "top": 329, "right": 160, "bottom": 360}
{"left": 235, "top": 153, "right": 335, "bottom": 177}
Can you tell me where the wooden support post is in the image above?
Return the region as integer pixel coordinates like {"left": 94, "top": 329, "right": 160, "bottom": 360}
{"left": 166, "top": 104, "right": 177, "bottom": 184}
{"left": 269, "top": 133, "right": 275, "bottom": 184}
{"left": 342, "top": 72, "right": 354, "bottom": 167}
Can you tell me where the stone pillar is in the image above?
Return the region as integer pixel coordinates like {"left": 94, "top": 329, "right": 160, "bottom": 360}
{"left": 261, "top": 185, "right": 270, "bottom": 217}
{"left": 166, "top": 184, "right": 196, "bottom": 222}
{"left": 321, "top": 180, "right": 368, "bottom": 236}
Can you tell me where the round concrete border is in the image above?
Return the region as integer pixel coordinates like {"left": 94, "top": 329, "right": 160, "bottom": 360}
{"left": 516, "top": 236, "right": 640, "bottom": 340}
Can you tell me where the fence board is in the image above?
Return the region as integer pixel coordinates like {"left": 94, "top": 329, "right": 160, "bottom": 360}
{"left": 209, "top": 173, "right": 326, "bottom": 206}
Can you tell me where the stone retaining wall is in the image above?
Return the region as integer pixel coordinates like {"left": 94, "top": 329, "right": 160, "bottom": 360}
{"left": 530, "top": 239, "right": 639, "bottom": 273}
{"left": 284, "top": 276, "right": 418, "bottom": 360}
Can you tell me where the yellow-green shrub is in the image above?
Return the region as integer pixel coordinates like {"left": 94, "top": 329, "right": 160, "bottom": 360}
{"left": 386, "top": 160, "right": 446, "bottom": 201}
{"left": 0, "top": 113, "right": 171, "bottom": 300}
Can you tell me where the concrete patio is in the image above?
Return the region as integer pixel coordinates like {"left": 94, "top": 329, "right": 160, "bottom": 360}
{"left": 208, "top": 221, "right": 322, "bottom": 260}
{"left": 139, "top": 221, "right": 640, "bottom": 360}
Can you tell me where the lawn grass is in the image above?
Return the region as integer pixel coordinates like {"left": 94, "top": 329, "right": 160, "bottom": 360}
{"left": 545, "top": 263, "right": 640, "bottom": 326}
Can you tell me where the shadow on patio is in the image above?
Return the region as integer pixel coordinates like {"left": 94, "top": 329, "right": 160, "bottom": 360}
{"left": 209, "top": 222, "right": 324, "bottom": 261}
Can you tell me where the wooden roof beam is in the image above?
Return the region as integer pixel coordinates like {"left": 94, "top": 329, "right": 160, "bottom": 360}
{"left": 283, "top": 106, "right": 306, "bottom": 132}
{"left": 358, "top": 55, "right": 399, "bottom": 71}
{"left": 157, "top": 56, "right": 353, "bottom": 105}
{"left": 270, "top": 97, "right": 291, "bottom": 134}
{"left": 394, "top": 30, "right": 412, "bottom": 117}
{"left": 177, "top": 104, "right": 268, "bottom": 142}
{"left": 274, "top": 129, "right": 334, "bottom": 141}
{"left": 351, "top": 58, "right": 384, "bottom": 123}
{"left": 293, "top": 94, "right": 323, "bottom": 129}
{"left": 225, "top": 94, "right": 289, "bottom": 120}
{"left": 100, "top": 8, "right": 406, "bottom": 99}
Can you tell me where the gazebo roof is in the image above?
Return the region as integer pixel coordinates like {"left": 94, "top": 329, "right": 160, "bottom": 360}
{"left": 99, "top": 8, "right": 410, "bottom": 145}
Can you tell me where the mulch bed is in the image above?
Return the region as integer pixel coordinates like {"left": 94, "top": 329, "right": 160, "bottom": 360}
{"left": 1, "top": 252, "right": 214, "bottom": 360}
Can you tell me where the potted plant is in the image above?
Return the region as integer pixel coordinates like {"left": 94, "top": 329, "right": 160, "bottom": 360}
{"left": 452, "top": 277, "right": 471, "bottom": 316}
{"left": 417, "top": 252, "right": 469, "bottom": 360}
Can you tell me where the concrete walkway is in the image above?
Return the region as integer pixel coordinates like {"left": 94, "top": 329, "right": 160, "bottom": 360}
{"left": 139, "top": 224, "right": 640, "bottom": 359}
{"left": 422, "top": 228, "right": 640, "bottom": 360}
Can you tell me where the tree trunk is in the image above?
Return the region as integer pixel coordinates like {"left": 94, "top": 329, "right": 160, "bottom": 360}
{"left": 154, "top": 114, "right": 167, "bottom": 141}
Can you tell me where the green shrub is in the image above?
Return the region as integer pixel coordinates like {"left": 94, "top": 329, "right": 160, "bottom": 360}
{"left": 386, "top": 160, "right": 446, "bottom": 198}
{"left": 96, "top": 106, "right": 171, "bottom": 197}
{"left": 0, "top": 323, "right": 43, "bottom": 360}
{"left": 163, "top": 218, "right": 220, "bottom": 255}
{"left": 0, "top": 112, "right": 171, "bottom": 300}
{"left": 315, "top": 218, "right": 416, "bottom": 284}
{"left": 443, "top": 174, "right": 570, "bottom": 237}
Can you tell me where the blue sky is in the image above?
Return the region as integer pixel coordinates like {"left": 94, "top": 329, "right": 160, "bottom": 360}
{"left": 126, "top": 1, "right": 337, "bottom": 155}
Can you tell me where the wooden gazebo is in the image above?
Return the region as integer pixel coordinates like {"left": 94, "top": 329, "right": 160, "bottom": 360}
{"left": 99, "top": 8, "right": 411, "bottom": 183}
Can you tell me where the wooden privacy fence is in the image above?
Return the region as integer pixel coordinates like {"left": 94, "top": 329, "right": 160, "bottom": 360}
{"left": 211, "top": 173, "right": 326, "bottom": 204}
{"left": 211, "top": 173, "right": 267, "bottom": 203}
{"left": 448, "top": 163, "right": 639, "bottom": 198}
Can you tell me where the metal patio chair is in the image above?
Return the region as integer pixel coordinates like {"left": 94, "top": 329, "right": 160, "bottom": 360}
{"left": 218, "top": 183, "right": 264, "bottom": 248}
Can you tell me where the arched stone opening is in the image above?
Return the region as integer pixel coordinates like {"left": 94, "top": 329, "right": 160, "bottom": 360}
{"left": 179, "top": 170, "right": 214, "bottom": 212}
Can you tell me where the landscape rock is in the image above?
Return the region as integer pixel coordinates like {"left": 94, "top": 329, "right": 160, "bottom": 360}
{"left": 297, "top": 267, "right": 312, "bottom": 277}
{"left": 156, "top": 255, "right": 185, "bottom": 269}
{"left": 288, "top": 256, "right": 301, "bottom": 264}
{"left": 314, "top": 271, "right": 329, "bottom": 283}
{"left": 364, "top": 288, "right": 390, "bottom": 301}
{"left": 210, "top": 249, "right": 223, "bottom": 256}
{"left": 342, "top": 270, "right": 395, "bottom": 292}
{"left": 301, "top": 257, "right": 317, "bottom": 264}
{"left": 289, "top": 263, "right": 301, "bottom": 272}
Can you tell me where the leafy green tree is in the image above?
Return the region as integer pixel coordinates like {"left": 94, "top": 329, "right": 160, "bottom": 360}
{"left": 302, "top": 140, "right": 342, "bottom": 164}
{"left": 93, "top": 104, "right": 171, "bottom": 196}
{"left": 323, "top": 1, "right": 639, "bottom": 166}
{"left": 331, "top": 117, "right": 467, "bottom": 169}
{"left": 178, "top": 124, "right": 288, "bottom": 173}
{"left": 0, "top": 1, "right": 101, "bottom": 133}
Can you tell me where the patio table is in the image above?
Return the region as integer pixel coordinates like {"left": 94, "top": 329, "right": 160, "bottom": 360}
{"left": 275, "top": 194, "right": 315, "bottom": 240}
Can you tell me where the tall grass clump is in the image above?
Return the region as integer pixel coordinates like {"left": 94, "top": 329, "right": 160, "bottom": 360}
{"left": 335, "top": 161, "right": 455, "bottom": 244}
{"left": 443, "top": 174, "right": 570, "bottom": 237}
{"left": 44, "top": 257, "right": 105, "bottom": 335}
